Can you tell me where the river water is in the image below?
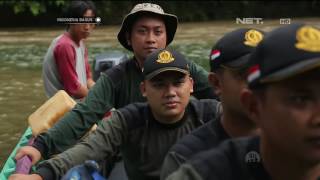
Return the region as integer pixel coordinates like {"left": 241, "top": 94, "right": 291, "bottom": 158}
{"left": 0, "top": 19, "right": 318, "bottom": 169}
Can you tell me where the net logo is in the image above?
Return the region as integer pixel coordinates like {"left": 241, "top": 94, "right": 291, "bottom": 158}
{"left": 236, "top": 18, "right": 264, "bottom": 25}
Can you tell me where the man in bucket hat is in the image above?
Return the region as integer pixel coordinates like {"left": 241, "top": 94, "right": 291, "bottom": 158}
{"left": 166, "top": 23, "right": 320, "bottom": 180}
{"left": 10, "top": 48, "right": 220, "bottom": 180}
{"left": 117, "top": 3, "right": 177, "bottom": 52}
{"left": 161, "top": 28, "right": 264, "bottom": 179}
{"left": 14, "top": 2, "right": 216, "bottom": 173}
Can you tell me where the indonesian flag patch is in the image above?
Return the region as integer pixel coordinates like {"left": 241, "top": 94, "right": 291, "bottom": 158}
{"left": 210, "top": 49, "right": 221, "bottom": 61}
{"left": 247, "top": 64, "right": 261, "bottom": 83}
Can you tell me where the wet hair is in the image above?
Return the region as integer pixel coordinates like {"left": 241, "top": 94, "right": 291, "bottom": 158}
{"left": 63, "top": 1, "right": 97, "bottom": 29}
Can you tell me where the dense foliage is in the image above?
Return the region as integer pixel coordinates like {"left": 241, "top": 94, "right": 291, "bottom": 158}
{"left": 1, "top": 1, "right": 319, "bottom": 27}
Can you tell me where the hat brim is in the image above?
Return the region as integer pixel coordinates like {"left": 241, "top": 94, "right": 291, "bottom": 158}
{"left": 223, "top": 53, "right": 251, "bottom": 69}
{"left": 261, "top": 57, "right": 320, "bottom": 83}
{"left": 145, "top": 67, "right": 189, "bottom": 80}
{"left": 118, "top": 11, "right": 178, "bottom": 51}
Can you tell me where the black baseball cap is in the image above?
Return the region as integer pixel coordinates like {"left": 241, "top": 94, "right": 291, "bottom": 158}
{"left": 210, "top": 28, "right": 265, "bottom": 72}
{"left": 143, "top": 48, "right": 189, "bottom": 80}
{"left": 247, "top": 23, "right": 320, "bottom": 88}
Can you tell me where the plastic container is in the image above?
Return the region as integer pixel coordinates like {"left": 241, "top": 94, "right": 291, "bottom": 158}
{"left": 28, "top": 90, "right": 76, "bottom": 136}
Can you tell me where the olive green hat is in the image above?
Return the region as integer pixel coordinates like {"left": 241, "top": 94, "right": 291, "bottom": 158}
{"left": 117, "top": 3, "right": 178, "bottom": 51}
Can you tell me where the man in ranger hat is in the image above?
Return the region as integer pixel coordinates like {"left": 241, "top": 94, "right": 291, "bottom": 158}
{"left": 14, "top": 2, "right": 215, "bottom": 169}
{"left": 166, "top": 23, "right": 320, "bottom": 180}
{"left": 9, "top": 48, "right": 220, "bottom": 180}
{"left": 161, "top": 28, "right": 265, "bottom": 179}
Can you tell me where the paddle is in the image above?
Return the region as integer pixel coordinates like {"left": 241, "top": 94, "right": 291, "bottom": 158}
{"left": 15, "top": 90, "right": 76, "bottom": 174}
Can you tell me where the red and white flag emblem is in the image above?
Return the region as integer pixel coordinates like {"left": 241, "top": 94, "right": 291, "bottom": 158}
{"left": 210, "top": 50, "right": 221, "bottom": 61}
{"left": 248, "top": 65, "right": 261, "bottom": 82}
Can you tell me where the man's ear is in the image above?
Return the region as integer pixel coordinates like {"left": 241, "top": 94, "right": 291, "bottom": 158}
{"left": 240, "top": 88, "right": 261, "bottom": 126}
{"left": 208, "top": 72, "right": 222, "bottom": 96}
{"left": 140, "top": 81, "right": 147, "bottom": 97}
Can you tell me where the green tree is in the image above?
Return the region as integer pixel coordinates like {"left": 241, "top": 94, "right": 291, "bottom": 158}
{"left": 0, "top": 0, "right": 65, "bottom": 16}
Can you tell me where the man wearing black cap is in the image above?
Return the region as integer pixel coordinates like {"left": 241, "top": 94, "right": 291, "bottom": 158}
{"left": 160, "top": 28, "right": 264, "bottom": 179}
{"left": 9, "top": 48, "right": 220, "bottom": 180}
{"left": 166, "top": 23, "right": 320, "bottom": 180}
{"left": 15, "top": 2, "right": 216, "bottom": 171}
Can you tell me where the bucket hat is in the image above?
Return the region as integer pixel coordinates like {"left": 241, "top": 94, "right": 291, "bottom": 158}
{"left": 117, "top": 3, "right": 178, "bottom": 51}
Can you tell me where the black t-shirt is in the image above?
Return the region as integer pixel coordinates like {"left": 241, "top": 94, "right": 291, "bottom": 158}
{"left": 167, "top": 136, "right": 271, "bottom": 180}
{"left": 161, "top": 110, "right": 230, "bottom": 179}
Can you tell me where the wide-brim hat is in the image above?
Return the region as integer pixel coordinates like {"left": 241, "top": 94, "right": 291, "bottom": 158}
{"left": 117, "top": 3, "right": 178, "bottom": 51}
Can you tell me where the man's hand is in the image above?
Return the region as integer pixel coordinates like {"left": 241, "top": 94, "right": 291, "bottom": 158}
{"left": 9, "top": 174, "right": 43, "bottom": 180}
{"left": 73, "top": 84, "right": 89, "bottom": 99}
{"left": 87, "top": 78, "right": 95, "bottom": 89}
{"left": 15, "top": 146, "right": 41, "bottom": 165}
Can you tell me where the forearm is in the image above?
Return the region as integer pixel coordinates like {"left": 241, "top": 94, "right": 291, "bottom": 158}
{"left": 34, "top": 75, "right": 115, "bottom": 158}
{"left": 72, "top": 84, "right": 89, "bottom": 99}
{"left": 161, "top": 152, "right": 185, "bottom": 180}
{"left": 87, "top": 78, "right": 95, "bottom": 89}
{"left": 8, "top": 173, "right": 43, "bottom": 180}
{"left": 35, "top": 114, "right": 127, "bottom": 179}
{"left": 36, "top": 106, "right": 104, "bottom": 157}
{"left": 32, "top": 137, "right": 48, "bottom": 159}
{"left": 35, "top": 164, "right": 56, "bottom": 180}
{"left": 165, "top": 163, "right": 203, "bottom": 180}
{"left": 35, "top": 144, "right": 98, "bottom": 180}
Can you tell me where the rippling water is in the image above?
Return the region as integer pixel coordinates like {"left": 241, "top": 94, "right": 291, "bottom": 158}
{"left": 0, "top": 19, "right": 318, "bottom": 169}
